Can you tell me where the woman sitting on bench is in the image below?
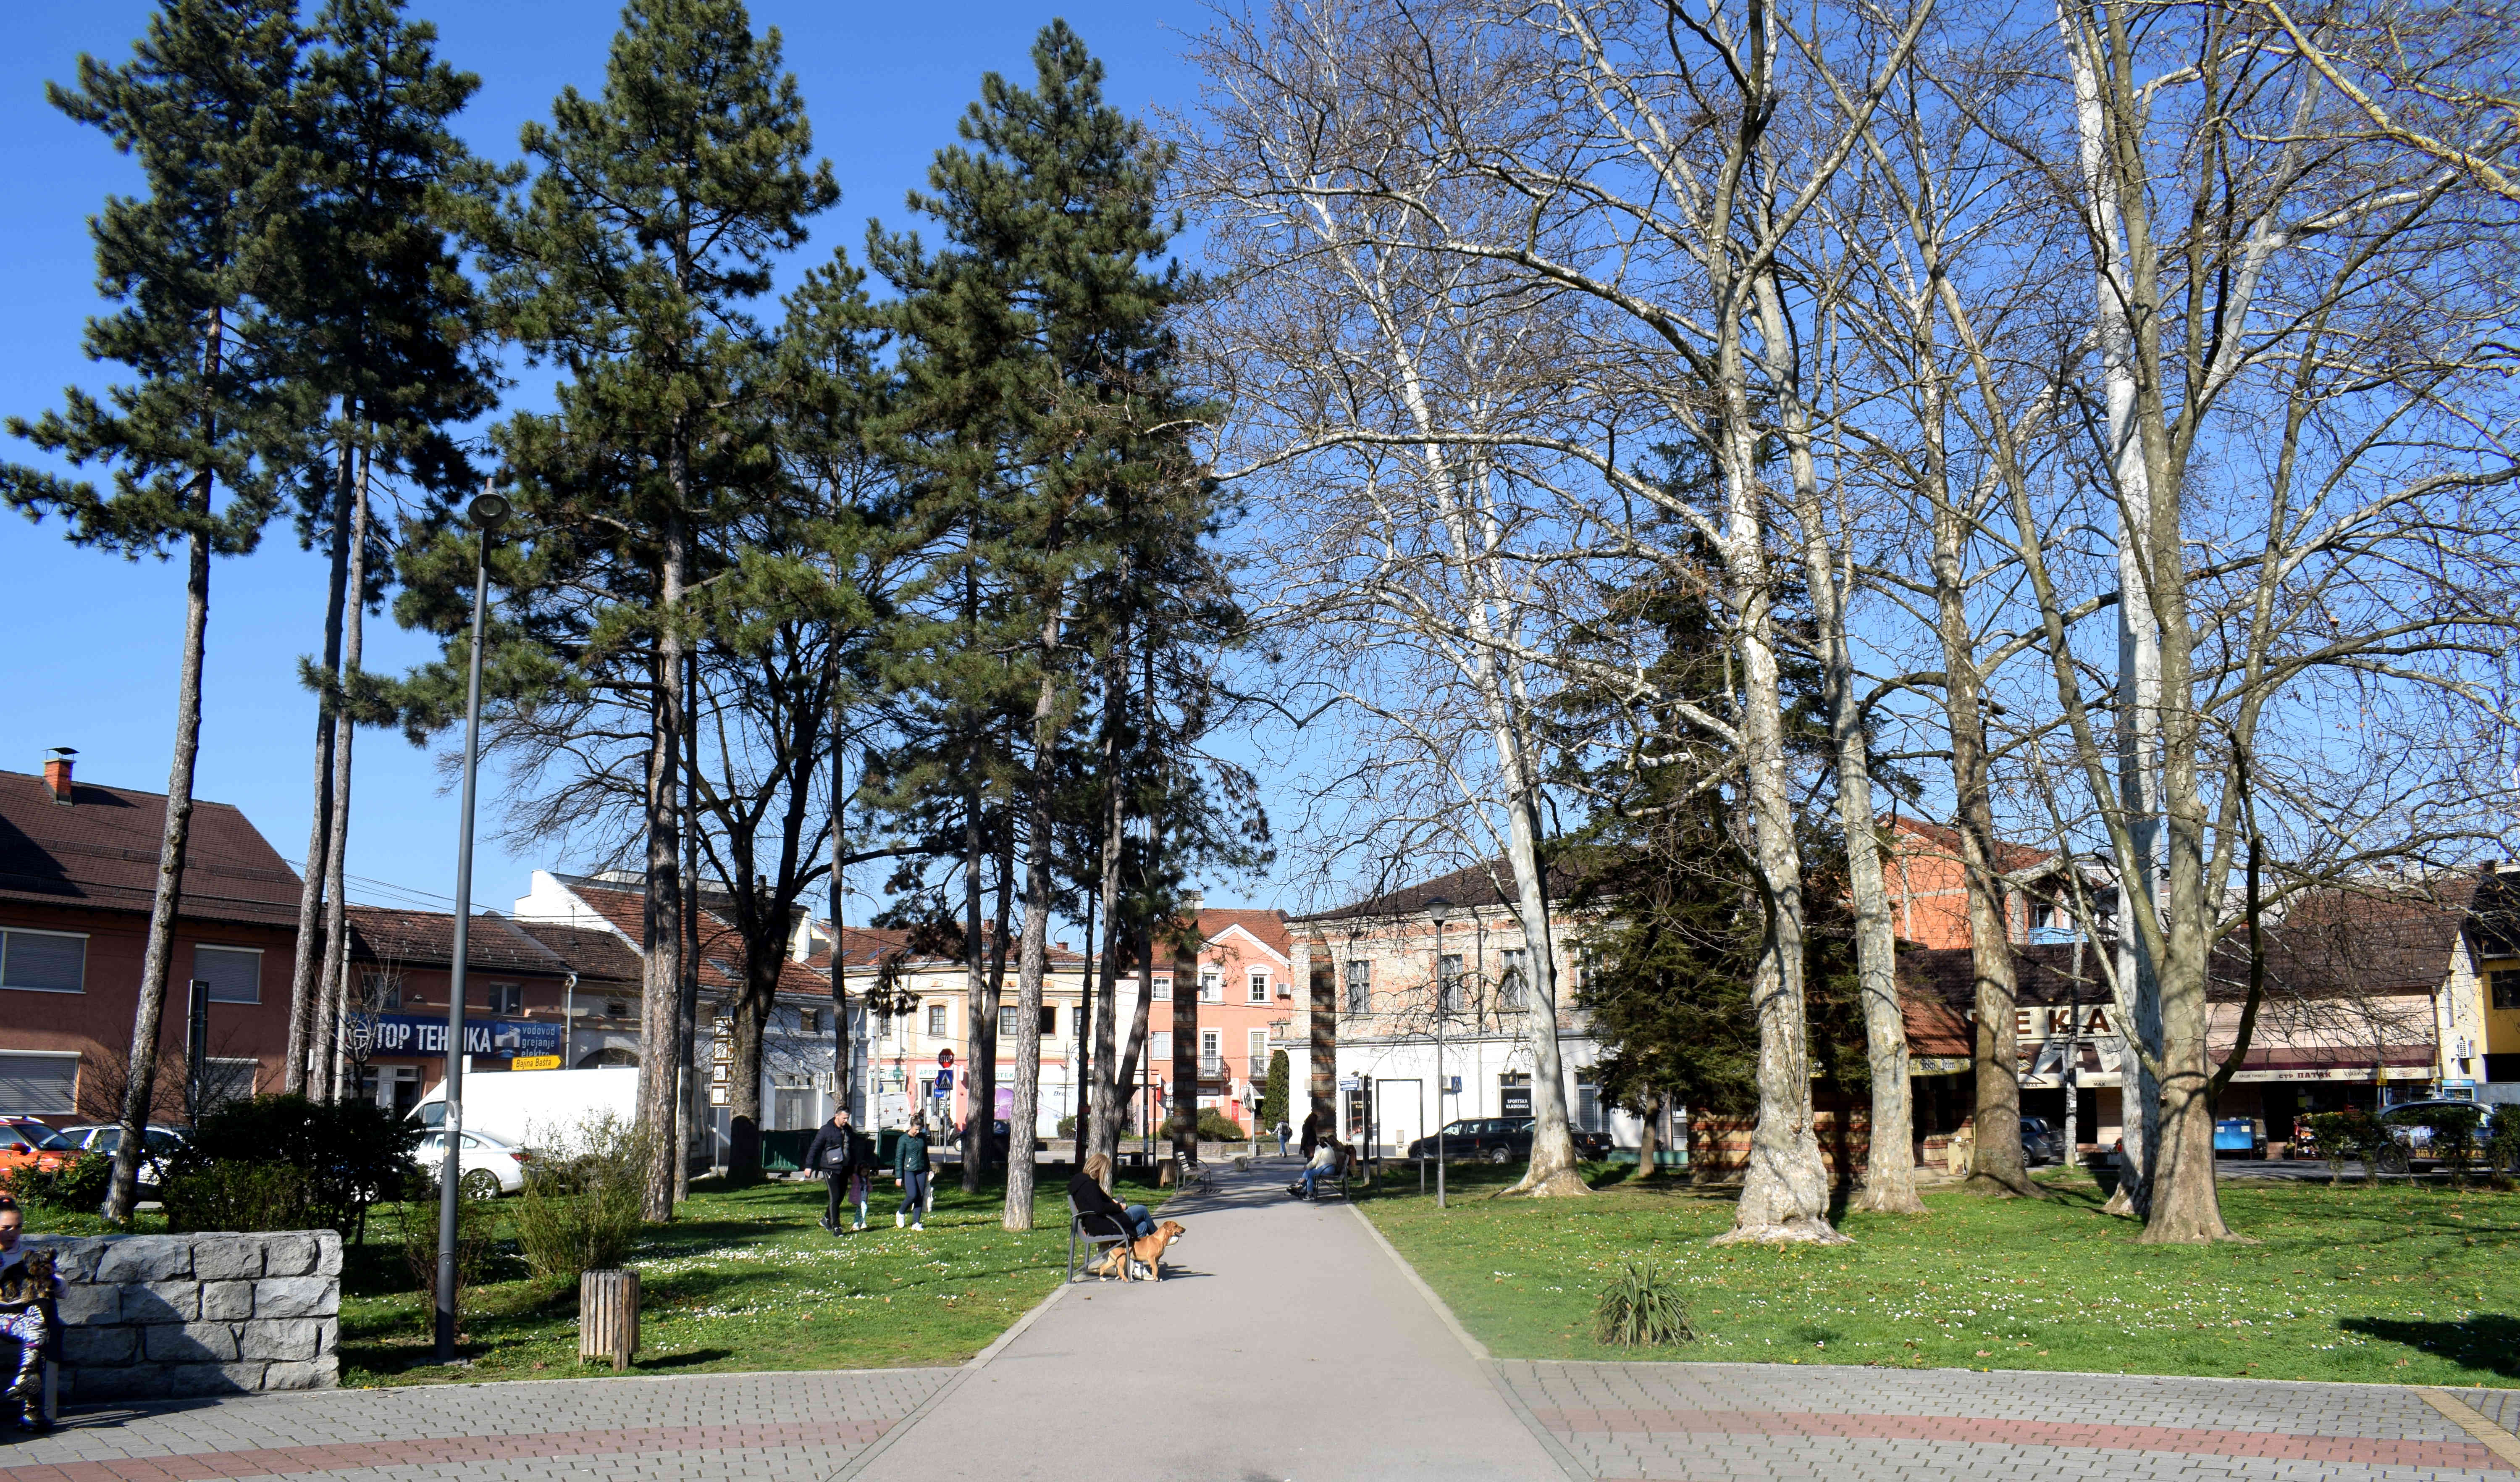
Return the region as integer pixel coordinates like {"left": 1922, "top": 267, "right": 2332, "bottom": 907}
{"left": 1296, "top": 1138, "right": 1343, "bottom": 1199}
{"left": 1069, "top": 1154, "right": 1155, "bottom": 1240}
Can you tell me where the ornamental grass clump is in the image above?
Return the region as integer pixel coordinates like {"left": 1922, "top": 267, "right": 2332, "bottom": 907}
{"left": 1594, "top": 1261, "right": 1695, "bottom": 1348}
{"left": 513, "top": 1112, "right": 649, "bottom": 1282}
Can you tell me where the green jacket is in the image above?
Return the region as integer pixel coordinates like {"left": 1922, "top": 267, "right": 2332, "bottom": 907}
{"left": 894, "top": 1130, "right": 930, "bottom": 1178}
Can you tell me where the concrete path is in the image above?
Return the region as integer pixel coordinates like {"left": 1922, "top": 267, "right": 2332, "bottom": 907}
{"left": 844, "top": 1161, "right": 1567, "bottom": 1482}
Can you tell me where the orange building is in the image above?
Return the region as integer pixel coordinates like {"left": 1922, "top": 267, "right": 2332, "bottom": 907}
{"left": 1163, "top": 904, "right": 1295, "bottom": 1131}
{"left": 1880, "top": 815, "right": 2076, "bottom": 949}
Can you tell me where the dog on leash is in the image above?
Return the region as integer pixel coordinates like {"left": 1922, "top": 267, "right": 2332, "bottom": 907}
{"left": 1090, "top": 1219, "right": 1186, "bottom": 1282}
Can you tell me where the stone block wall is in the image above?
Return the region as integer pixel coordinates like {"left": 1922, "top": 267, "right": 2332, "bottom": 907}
{"left": 25, "top": 1230, "right": 342, "bottom": 1401}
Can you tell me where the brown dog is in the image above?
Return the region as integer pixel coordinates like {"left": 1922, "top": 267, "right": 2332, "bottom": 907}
{"left": 1090, "top": 1219, "right": 1186, "bottom": 1282}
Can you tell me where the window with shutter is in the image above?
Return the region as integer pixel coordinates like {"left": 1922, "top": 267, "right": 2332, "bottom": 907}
{"left": 0, "top": 930, "right": 85, "bottom": 993}
{"left": 194, "top": 945, "right": 262, "bottom": 1004}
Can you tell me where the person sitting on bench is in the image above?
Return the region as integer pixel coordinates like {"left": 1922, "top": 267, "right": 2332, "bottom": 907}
{"left": 1297, "top": 1138, "right": 1342, "bottom": 1199}
{"left": 1069, "top": 1154, "right": 1155, "bottom": 1240}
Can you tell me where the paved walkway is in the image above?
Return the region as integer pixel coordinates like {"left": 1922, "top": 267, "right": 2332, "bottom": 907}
{"left": 6, "top": 1162, "right": 2515, "bottom": 1482}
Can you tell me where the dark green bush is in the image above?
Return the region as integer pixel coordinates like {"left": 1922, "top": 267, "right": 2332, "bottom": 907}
{"left": 1595, "top": 1262, "right": 1694, "bottom": 1347}
{"left": 162, "top": 1161, "right": 310, "bottom": 1232}
{"left": 166, "top": 1093, "right": 420, "bottom": 1233}
{"left": 2418, "top": 1104, "right": 2486, "bottom": 1186}
{"left": 2305, "top": 1109, "right": 2385, "bottom": 1185}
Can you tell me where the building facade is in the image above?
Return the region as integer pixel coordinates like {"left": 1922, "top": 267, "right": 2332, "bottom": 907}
{"left": 0, "top": 759, "right": 297, "bottom": 1124}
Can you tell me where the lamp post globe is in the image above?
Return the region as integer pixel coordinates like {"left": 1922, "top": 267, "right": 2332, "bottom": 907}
{"left": 466, "top": 490, "right": 512, "bottom": 529}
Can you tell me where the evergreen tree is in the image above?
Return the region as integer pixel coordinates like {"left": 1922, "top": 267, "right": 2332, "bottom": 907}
{"left": 869, "top": 22, "right": 1217, "bottom": 1229}
{"left": 402, "top": 0, "right": 835, "bottom": 1219}
{"left": 2, "top": 0, "right": 311, "bottom": 1221}
{"left": 278, "top": 0, "right": 499, "bottom": 1098}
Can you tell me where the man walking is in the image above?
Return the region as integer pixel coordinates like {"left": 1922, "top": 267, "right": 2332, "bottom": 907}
{"left": 805, "top": 1107, "right": 866, "bottom": 1232}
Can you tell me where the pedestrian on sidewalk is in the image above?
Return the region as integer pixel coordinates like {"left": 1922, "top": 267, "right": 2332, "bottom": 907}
{"left": 1275, "top": 1118, "right": 1291, "bottom": 1158}
{"left": 1299, "top": 1109, "right": 1320, "bottom": 1159}
{"left": 895, "top": 1116, "right": 932, "bottom": 1230}
{"left": 806, "top": 1108, "right": 868, "bottom": 1232}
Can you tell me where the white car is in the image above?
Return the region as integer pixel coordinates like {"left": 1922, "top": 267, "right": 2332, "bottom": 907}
{"left": 414, "top": 1127, "right": 530, "bottom": 1198}
{"left": 56, "top": 1123, "right": 188, "bottom": 1193}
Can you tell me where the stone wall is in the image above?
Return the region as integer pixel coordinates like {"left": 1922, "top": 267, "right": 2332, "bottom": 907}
{"left": 26, "top": 1230, "right": 341, "bottom": 1401}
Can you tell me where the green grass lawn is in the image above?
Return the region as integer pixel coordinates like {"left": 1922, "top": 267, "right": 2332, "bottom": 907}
{"left": 333, "top": 1168, "right": 1164, "bottom": 1386}
{"left": 1358, "top": 1162, "right": 2520, "bottom": 1386}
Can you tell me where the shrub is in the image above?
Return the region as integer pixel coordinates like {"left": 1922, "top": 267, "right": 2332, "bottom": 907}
{"left": 2305, "top": 1109, "right": 2384, "bottom": 1186}
{"left": 1196, "top": 1109, "right": 1247, "bottom": 1141}
{"left": 168, "top": 1093, "right": 420, "bottom": 1234}
{"left": 391, "top": 1184, "right": 497, "bottom": 1337}
{"left": 162, "top": 1161, "right": 310, "bottom": 1232}
{"left": 1055, "top": 1115, "right": 1077, "bottom": 1139}
{"left": 2486, "top": 1113, "right": 2520, "bottom": 1187}
{"left": 0, "top": 1151, "right": 112, "bottom": 1213}
{"left": 513, "top": 1113, "right": 648, "bottom": 1282}
{"left": 2418, "top": 1104, "right": 2486, "bottom": 1187}
{"left": 1594, "top": 1262, "right": 1694, "bottom": 1347}
{"left": 1261, "top": 1050, "right": 1291, "bottom": 1130}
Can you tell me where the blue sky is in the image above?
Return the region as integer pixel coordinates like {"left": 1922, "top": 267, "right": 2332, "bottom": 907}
{"left": 0, "top": 0, "right": 1221, "bottom": 922}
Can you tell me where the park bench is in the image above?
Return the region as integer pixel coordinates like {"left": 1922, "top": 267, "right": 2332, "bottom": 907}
{"left": 1065, "top": 1195, "right": 1135, "bottom": 1284}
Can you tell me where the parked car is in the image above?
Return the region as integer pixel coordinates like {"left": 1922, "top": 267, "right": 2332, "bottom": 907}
{"left": 0, "top": 1118, "right": 76, "bottom": 1175}
{"left": 2019, "top": 1116, "right": 2067, "bottom": 1166}
{"left": 1405, "top": 1117, "right": 1614, "bottom": 1164}
{"left": 54, "top": 1124, "right": 188, "bottom": 1193}
{"left": 413, "top": 1126, "right": 530, "bottom": 1198}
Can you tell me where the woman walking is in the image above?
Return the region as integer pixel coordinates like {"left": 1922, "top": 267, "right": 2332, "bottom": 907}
{"left": 894, "top": 1115, "right": 932, "bottom": 1230}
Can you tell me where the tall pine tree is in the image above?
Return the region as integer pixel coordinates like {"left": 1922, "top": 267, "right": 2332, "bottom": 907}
{"left": 870, "top": 22, "right": 1214, "bottom": 1228}
{"left": 3, "top": 0, "right": 311, "bottom": 1221}
{"left": 278, "top": 0, "right": 499, "bottom": 1098}
{"left": 409, "top": 0, "right": 835, "bottom": 1218}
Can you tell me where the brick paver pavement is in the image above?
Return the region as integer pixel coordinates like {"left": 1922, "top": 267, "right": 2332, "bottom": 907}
{"left": 0, "top": 1370, "right": 949, "bottom": 1482}
{"left": 1496, "top": 1361, "right": 2517, "bottom": 1482}
{"left": 5, "top": 1173, "right": 2511, "bottom": 1482}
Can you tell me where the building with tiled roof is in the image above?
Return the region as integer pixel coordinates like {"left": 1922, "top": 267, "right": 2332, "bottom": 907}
{"left": 0, "top": 757, "right": 300, "bottom": 1124}
{"left": 337, "top": 905, "right": 594, "bottom": 1116}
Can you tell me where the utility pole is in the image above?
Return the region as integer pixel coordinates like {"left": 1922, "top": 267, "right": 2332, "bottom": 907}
{"left": 1428, "top": 897, "right": 1451, "bottom": 1208}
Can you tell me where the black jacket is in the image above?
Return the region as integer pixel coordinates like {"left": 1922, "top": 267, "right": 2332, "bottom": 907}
{"left": 804, "top": 1121, "right": 861, "bottom": 1177}
{"left": 1066, "top": 1169, "right": 1132, "bottom": 1238}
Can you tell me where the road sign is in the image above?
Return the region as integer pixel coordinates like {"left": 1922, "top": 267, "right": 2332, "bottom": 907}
{"left": 933, "top": 1068, "right": 954, "bottom": 1093}
{"left": 1338, "top": 1076, "right": 1361, "bottom": 1091}
{"left": 937, "top": 1048, "right": 956, "bottom": 1068}
{"left": 510, "top": 1055, "right": 561, "bottom": 1071}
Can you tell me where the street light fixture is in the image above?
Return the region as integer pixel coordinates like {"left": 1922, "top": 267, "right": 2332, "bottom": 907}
{"left": 1426, "top": 895, "right": 1451, "bottom": 1210}
{"left": 435, "top": 484, "right": 509, "bottom": 1364}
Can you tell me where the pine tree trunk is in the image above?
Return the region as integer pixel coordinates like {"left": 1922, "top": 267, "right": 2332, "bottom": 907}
{"left": 637, "top": 512, "right": 688, "bottom": 1221}
{"left": 1633, "top": 1096, "right": 1662, "bottom": 1180}
{"left": 1085, "top": 646, "right": 1126, "bottom": 1167}
{"left": 1171, "top": 930, "right": 1200, "bottom": 1163}
{"left": 314, "top": 453, "right": 371, "bottom": 1104}
{"left": 108, "top": 519, "right": 211, "bottom": 1223}
{"left": 1003, "top": 652, "right": 1063, "bottom": 1231}
{"left": 286, "top": 431, "right": 354, "bottom": 1093}
{"left": 675, "top": 668, "right": 701, "bottom": 1202}
{"left": 960, "top": 783, "right": 993, "bottom": 1190}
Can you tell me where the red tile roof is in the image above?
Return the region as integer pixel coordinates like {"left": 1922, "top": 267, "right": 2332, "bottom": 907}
{"left": 547, "top": 876, "right": 833, "bottom": 998}
{"left": 344, "top": 906, "right": 572, "bottom": 976}
{"left": 0, "top": 768, "right": 301, "bottom": 928}
{"left": 1199, "top": 908, "right": 1291, "bottom": 958}
{"left": 508, "top": 920, "right": 646, "bottom": 987}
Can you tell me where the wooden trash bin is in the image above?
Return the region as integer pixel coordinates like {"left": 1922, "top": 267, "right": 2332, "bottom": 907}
{"left": 580, "top": 1269, "right": 639, "bottom": 1371}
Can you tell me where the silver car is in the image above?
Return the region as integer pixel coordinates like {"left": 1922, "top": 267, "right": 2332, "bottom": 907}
{"left": 55, "top": 1123, "right": 188, "bottom": 1193}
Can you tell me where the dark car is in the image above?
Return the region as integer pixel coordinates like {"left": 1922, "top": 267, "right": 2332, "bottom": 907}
{"left": 2018, "top": 1116, "right": 2066, "bottom": 1166}
{"left": 1406, "top": 1117, "right": 1613, "bottom": 1163}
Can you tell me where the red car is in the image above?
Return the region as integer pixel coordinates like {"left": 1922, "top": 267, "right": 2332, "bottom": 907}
{"left": 0, "top": 1118, "right": 76, "bottom": 1175}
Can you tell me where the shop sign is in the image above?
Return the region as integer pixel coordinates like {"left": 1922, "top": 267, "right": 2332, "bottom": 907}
{"left": 365, "top": 1014, "right": 565, "bottom": 1060}
{"left": 510, "top": 1055, "right": 562, "bottom": 1072}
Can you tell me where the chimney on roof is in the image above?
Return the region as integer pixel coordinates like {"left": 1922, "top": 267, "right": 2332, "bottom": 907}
{"left": 42, "top": 748, "right": 76, "bottom": 805}
{"left": 1186, "top": 889, "right": 1205, "bottom": 914}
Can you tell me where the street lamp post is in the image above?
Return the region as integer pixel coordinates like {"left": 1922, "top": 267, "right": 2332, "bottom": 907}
{"left": 434, "top": 487, "right": 509, "bottom": 1364}
{"left": 1427, "top": 896, "right": 1451, "bottom": 1209}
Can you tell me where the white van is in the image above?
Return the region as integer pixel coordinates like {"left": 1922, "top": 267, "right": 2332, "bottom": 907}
{"left": 411, "top": 1065, "right": 640, "bottom": 1148}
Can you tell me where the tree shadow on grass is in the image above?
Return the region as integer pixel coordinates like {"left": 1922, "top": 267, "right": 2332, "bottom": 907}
{"left": 636, "top": 1347, "right": 738, "bottom": 1370}
{"left": 2338, "top": 1314, "right": 2520, "bottom": 1379}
